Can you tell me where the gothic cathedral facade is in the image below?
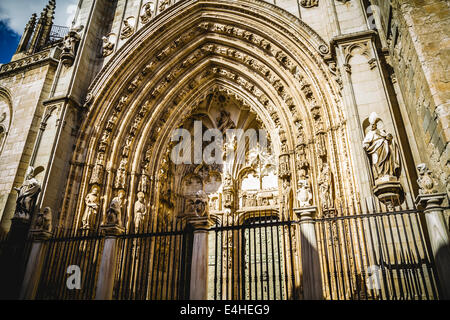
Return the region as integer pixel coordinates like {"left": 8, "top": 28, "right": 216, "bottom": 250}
{"left": 0, "top": 0, "right": 449, "bottom": 300}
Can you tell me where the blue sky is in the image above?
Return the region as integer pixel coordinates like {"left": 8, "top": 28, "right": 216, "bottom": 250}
{"left": 0, "top": 0, "right": 77, "bottom": 64}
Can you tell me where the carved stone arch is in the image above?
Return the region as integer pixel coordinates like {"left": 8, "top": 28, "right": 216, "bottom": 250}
{"left": 62, "top": 0, "right": 353, "bottom": 228}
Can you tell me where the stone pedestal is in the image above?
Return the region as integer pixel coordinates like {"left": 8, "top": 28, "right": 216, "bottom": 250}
{"left": 0, "top": 217, "right": 32, "bottom": 299}
{"left": 373, "top": 180, "right": 403, "bottom": 207}
{"left": 295, "top": 207, "right": 323, "bottom": 300}
{"left": 95, "top": 224, "right": 124, "bottom": 300}
{"left": 416, "top": 193, "right": 450, "bottom": 299}
{"left": 187, "top": 216, "right": 212, "bottom": 300}
{"left": 19, "top": 230, "right": 52, "bottom": 299}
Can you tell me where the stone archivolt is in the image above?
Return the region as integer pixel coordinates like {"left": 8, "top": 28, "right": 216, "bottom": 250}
{"left": 61, "top": 2, "right": 353, "bottom": 229}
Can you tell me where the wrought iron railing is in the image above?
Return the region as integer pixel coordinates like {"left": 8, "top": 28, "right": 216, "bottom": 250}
{"left": 35, "top": 228, "right": 104, "bottom": 300}
{"left": 315, "top": 198, "right": 440, "bottom": 300}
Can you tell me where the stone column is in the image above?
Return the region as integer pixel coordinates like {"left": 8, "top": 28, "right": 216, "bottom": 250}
{"left": 416, "top": 193, "right": 450, "bottom": 299}
{"left": 19, "top": 230, "right": 52, "bottom": 299}
{"left": 188, "top": 216, "right": 212, "bottom": 300}
{"left": 95, "top": 225, "right": 124, "bottom": 300}
{"left": 295, "top": 207, "right": 323, "bottom": 300}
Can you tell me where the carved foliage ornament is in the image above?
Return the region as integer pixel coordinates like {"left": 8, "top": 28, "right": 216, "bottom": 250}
{"left": 300, "top": 0, "right": 319, "bottom": 8}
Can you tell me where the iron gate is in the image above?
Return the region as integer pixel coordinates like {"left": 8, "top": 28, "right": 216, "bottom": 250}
{"left": 209, "top": 210, "right": 301, "bottom": 300}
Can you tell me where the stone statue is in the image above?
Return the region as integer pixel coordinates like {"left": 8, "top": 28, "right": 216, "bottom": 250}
{"left": 217, "top": 109, "right": 235, "bottom": 133}
{"left": 35, "top": 207, "right": 52, "bottom": 232}
{"left": 138, "top": 170, "right": 150, "bottom": 194}
{"left": 120, "top": 19, "right": 135, "bottom": 39}
{"left": 14, "top": 166, "right": 41, "bottom": 220}
{"left": 134, "top": 192, "right": 147, "bottom": 231}
{"left": 60, "top": 26, "right": 82, "bottom": 66}
{"left": 297, "top": 179, "right": 312, "bottom": 208}
{"left": 363, "top": 113, "right": 401, "bottom": 183}
{"left": 82, "top": 186, "right": 100, "bottom": 229}
{"left": 90, "top": 152, "right": 105, "bottom": 185}
{"left": 417, "top": 163, "right": 438, "bottom": 195}
{"left": 114, "top": 158, "right": 127, "bottom": 189}
{"left": 102, "top": 36, "right": 115, "bottom": 57}
{"left": 141, "top": 2, "right": 154, "bottom": 24}
{"left": 106, "top": 190, "right": 127, "bottom": 227}
{"left": 318, "top": 161, "right": 333, "bottom": 209}
{"left": 280, "top": 179, "right": 293, "bottom": 219}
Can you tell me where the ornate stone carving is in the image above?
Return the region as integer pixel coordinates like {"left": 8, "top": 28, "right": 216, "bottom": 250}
{"left": 134, "top": 191, "right": 147, "bottom": 231}
{"left": 90, "top": 152, "right": 105, "bottom": 185}
{"left": 159, "top": 0, "right": 170, "bottom": 12}
{"left": 138, "top": 168, "right": 150, "bottom": 194}
{"left": 35, "top": 207, "right": 52, "bottom": 232}
{"left": 363, "top": 112, "right": 401, "bottom": 183}
{"left": 297, "top": 179, "right": 312, "bottom": 208}
{"left": 417, "top": 163, "right": 438, "bottom": 195}
{"left": 280, "top": 179, "right": 293, "bottom": 219}
{"left": 102, "top": 36, "right": 115, "bottom": 57}
{"left": 279, "top": 154, "right": 291, "bottom": 179}
{"left": 217, "top": 109, "right": 235, "bottom": 133}
{"left": 140, "top": 2, "right": 155, "bottom": 24}
{"left": 82, "top": 186, "right": 100, "bottom": 229}
{"left": 318, "top": 161, "right": 333, "bottom": 209}
{"left": 14, "top": 166, "right": 42, "bottom": 221}
{"left": 114, "top": 158, "right": 128, "bottom": 189}
{"left": 120, "top": 19, "right": 135, "bottom": 40}
{"left": 300, "top": 0, "right": 319, "bottom": 8}
{"left": 105, "top": 190, "right": 127, "bottom": 227}
{"left": 192, "top": 191, "right": 208, "bottom": 217}
{"left": 60, "top": 26, "right": 83, "bottom": 67}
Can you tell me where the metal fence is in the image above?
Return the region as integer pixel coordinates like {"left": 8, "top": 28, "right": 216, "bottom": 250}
{"left": 209, "top": 210, "right": 300, "bottom": 300}
{"left": 1, "top": 198, "right": 442, "bottom": 300}
{"left": 35, "top": 228, "right": 104, "bottom": 300}
{"left": 316, "top": 199, "right": 440, "bottom": 300}
{"left": 112, "top": 220, "right": 189, "bottom": 300}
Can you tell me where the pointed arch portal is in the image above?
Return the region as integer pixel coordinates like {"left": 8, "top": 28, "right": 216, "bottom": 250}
{"left": 59, "top": 0, "right": 355, "bottom": 300}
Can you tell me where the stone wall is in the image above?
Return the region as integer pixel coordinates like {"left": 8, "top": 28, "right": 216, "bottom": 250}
{"left": 0, "top": 54, "right": 58, "bottom": 232}
{"left": 374, "top": 0, "right": 449, "bottom": 195}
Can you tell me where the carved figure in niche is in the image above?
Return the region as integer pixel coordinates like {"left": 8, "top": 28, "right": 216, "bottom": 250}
{"left": 363, "top": 113, "right": 401, "bottom": 182}
{"left": 134, "top": 192, "right": 147, "bottom": 231}
{"left": 296, "top": 145, "right": 309, "bottom": 180}
{"left": 138, "top": 168, "right": 150, "bottom": 194}
{"left": 106, "top": 190, "right": 127, "bottom": 227}
{"left": 159, "top": 0, "right": 170, "bottom": 11}
{"left": 300, "top": 0, "right": 319, "bottom": 8}
{"left": 297, "top": 179, "right": 312, "bottom": 208}
{"left": 82, "top": 186, "right": 100, "bottom": 229}
{"left": 416, "top": 163, "right": 438, "bottom": 195}
{"left": 208, "top": 194, "right": 219, "bottom": 212}
{"left": 14, "top": 166, "right": 42, "bottom": 220}
{"left": 141, "top": 2, "right": 155, "bottom": 24}
{"left": 90, "top": 152, "right": 105, "bottom": 184}
{"left": 280, "top": 179, "right": 293, "bottom": 219}
{"left": 102, "top": 36, "right": 114, "bottom": 57}
{"left": 318, "top": 161, "right": 333, "bottom": 209}
{"left": 35, "top": 207, "right": 52, "bottom": 232}
{"left": 120, "top": 19, "right": 135, "bottom": 39}
{"left": 217, "top": 110, "right": 235, "bottom": 133}
{"left": 115, "top": 158, "right": 127, "bottom": 189}
{"left": 61, "top": 26, "right": 83, "bottom": 66}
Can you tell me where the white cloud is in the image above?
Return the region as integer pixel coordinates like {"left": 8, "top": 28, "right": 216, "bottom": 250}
{"left": 0, "top": 0, "right": 78, "bottom": 34}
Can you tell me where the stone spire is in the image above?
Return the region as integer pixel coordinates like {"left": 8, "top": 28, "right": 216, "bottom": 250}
{"left": 27, "top": 0, "right": 56, "bottom": 54}
{"left": 15, "top": 13, "right": 37, "bottom": 53}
